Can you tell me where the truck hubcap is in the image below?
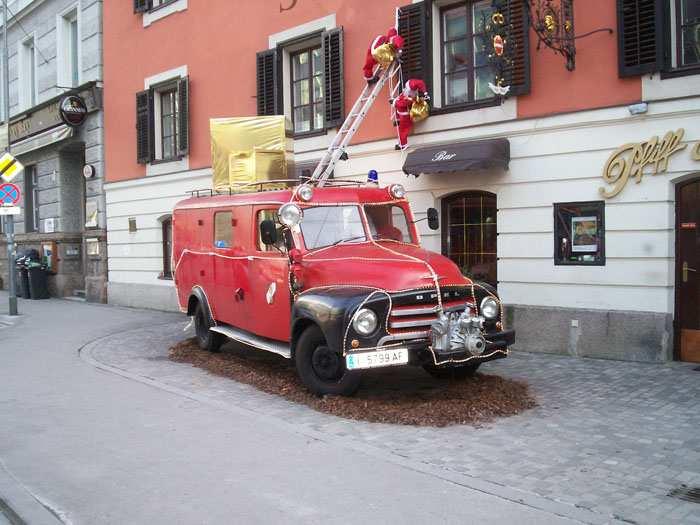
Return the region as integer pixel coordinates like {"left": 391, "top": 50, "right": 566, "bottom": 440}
{"left": 311, "top": 345, "right": 343, "bottom": 381}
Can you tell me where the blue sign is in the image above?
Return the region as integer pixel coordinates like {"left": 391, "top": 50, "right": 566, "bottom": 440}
{"left": 0, "top": 182, "right": 20, "bottom": 205}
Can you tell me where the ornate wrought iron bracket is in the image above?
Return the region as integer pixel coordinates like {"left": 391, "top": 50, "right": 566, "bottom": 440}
{"left": 525, "top": 0, "right": 613, "bottom": 71}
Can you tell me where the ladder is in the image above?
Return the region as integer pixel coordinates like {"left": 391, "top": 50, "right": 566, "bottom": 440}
{"left": 310, "top": 59, "right": 402, "bottom": 187}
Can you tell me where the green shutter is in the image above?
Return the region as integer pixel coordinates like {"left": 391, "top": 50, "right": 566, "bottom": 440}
{"left": 256, "top": 49, "right": 281, "bottom": 116}
{"left": 323, "top": 28, "right": 344, "bottom": 128}
{"left": 177, "top": 76, "right": 190, "bottom": 157}
{"left": 398, "top": 1, "right": 432, "bottom": 94}
{"left": 617, "top": 0, "right": 664, "bottom": 77}
{"left": 136, "top": 90, "right": 153, "bottom": 164}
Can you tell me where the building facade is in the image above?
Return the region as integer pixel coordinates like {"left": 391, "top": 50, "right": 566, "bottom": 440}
{"left": 104, "top": 0, "right": 700, "bottom": 363}
{"left": 0, "top": 0, "right": 106, "bottom": 303}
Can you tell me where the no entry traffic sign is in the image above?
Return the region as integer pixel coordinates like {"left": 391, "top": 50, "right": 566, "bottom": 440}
{"left": 0, "top": 182, "right": 20, "bottom": 205}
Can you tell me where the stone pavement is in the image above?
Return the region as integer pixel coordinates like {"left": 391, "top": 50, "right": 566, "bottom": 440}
{"left": 89, "top": 320, "right": 700, "bottom": 525}
{"left": 0, "top": 294, "right": 588, "bottom": 525}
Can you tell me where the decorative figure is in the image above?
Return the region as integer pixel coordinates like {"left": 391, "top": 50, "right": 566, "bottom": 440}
{"left": 485, "top": 2, "right": 512, "bottom": 98}
{"left": 391, "top": 79, "right": 428, "bottom": 150}
{"left": 363, "top": 28, "right": 404, "bottom": 83}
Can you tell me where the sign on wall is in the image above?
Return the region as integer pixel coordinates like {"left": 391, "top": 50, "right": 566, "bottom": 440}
{"left": 600, "top": 129, "right": 700, "bottom": 199}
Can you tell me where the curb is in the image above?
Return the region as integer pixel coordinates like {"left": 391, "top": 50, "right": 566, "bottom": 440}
{"left": 80, "top": 325, "right": 623, "bottom": 525}
{"left": 0, "top": 461, "right": 64, "bottom": 525}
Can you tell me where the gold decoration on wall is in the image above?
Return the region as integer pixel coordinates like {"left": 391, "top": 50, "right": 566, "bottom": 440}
{"left": 693, "top": 141, "right": 700, "bottom": 161}
{"left": 600, "top": 129, "right": 687, "bottom": 199}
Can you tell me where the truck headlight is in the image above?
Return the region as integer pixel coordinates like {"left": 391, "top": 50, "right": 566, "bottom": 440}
{"left": 278, "top": 203, "right": 302, "bottom": 227}
{"left": 296, "top": 184, "right": 314, "bottom": 202}
{"left": 480, "top": 297, "right": 499, "bottom": 320}
{"left": 389, "top": 184, "right": 406, "bottom": 199}
{"left": 353, "top": 308, "right": 378, "bottom": 336}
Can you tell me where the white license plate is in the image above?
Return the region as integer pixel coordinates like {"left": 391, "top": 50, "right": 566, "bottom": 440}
{"left": 346, "top": 348, "right": 409, "bottom": 370}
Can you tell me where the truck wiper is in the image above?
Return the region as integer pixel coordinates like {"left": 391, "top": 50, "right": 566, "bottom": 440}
{"left": 331, "top": 235, "right": 367, "bottom": 246}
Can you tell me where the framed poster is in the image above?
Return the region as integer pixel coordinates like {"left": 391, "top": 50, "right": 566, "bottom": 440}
{"left": 571, "top": 216, "right": 598, "bottom": 252}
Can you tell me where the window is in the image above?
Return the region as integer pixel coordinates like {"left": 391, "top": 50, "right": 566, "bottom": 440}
{"left": 300, "top": 206, "right": 366, "bottom": 250}
{"left": 214, "top": 211, "right": 233, "bottom": 248}
{"left": 57, "top": 10, "right": 80, "bottom": 88}
{"left": 136, "top": 76, "right": 189, "bottom": 164}
{"left": 554, "top": 201, "right": 605, "bottom": 266}
{"left": 673, "top": 0, "right": 700, "bottom": 68}
{"left": 291, "top": 47, "right": 324, "bottom": 133}
{"left": 442, "top": 192, "right": 497, "bottom": 286}
{"left": 441, "top": 1, "right": 494, "bottom": 106}
{"left": 256, "top": 28, "right": 344, "bottom": 132}
{"left": 70, "top": 17, "right": 79, "bottom": 86}
{"left": 161, "top": 216, "right": 172, "bottom": 279}
{"left": 159, "top": 87, "right": 178, "bottom": 160}
{"left": 134, "top": 0, "right": 177, "bottom": 12}
{"left": 256, "top": 210, "right": 288, "bottom": 252}
{"left": 19, "top": 37, "right": 37, "bottom": 109}
{"left": 364, "top": 204, "right": 414, "bottom": 244}
{"left": 24, "top": 166, "right": 39, "bottom": 233}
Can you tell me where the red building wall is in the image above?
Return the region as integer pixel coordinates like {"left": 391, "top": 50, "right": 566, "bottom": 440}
{"left": 103, "top": 0, "right": 641, "bottom": 183}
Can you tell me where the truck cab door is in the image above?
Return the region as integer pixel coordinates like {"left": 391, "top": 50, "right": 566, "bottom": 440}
{"left": 247, "top": 207, "right": 292, "bottom": 343}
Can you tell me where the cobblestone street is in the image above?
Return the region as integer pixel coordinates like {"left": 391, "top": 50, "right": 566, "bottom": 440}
{"left": 92, "top": 320, "right": 700, "bottom": 525}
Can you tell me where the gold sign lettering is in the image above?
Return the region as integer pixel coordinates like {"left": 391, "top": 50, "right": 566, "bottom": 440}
{"left": 693, "top": 141, "right": 700, "bottom": 161}
{"left": 600, "top": 129, "right": 687, "bottom": 199}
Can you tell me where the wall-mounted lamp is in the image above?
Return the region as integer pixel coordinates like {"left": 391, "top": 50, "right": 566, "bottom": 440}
{"left": 628, "top": 102, "right": 648, "bottom": 115}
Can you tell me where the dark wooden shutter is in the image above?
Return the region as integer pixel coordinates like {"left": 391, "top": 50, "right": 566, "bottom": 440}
{"left": 177, "top": 76, "right": 189, "bottom": 156}
{"left": 502, "top": 0, "right": 531, "bottom": 96}
{"left": 322, "top": 28, "right": 344, "bottom": 129}
{"left": 617, "top": 0, "right": 663, "bottom": 77}
{"left": 136, "top": 90, "right": 153, "bottom": 164}
{"left": 134, "top": 0, "right": 151, "bottom": 13}
{"left": 398, "top": 1, "right": 432, "bottom": 94}
{"left": 256, "top": 49, "right": 281, "bottom": 116}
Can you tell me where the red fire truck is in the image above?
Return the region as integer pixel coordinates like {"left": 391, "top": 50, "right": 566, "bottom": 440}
{"left": 173, "top": 181, "right": 515, "bottom": 395}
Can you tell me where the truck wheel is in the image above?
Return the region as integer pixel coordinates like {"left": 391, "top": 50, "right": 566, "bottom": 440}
{"left": 295, "top": 325, "right": 361, "bottom": 396}
{"left": 423, "top": 362, "right": 480, "bottom": 380}
{"left": 193, "top": 302, "right": 223, "bottom": 352}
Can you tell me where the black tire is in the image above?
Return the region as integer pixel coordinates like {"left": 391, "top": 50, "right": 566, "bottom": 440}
{"left": 193, "top": 302, "right": 224, "bottom": 352}
{"left": 295, "top": 325, "right": 361, "bottom": 396}
{"left": 423, "top": 362, "right": 480, "bottom": 380}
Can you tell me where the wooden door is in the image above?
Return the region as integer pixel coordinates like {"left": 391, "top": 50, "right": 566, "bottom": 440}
{"left": 676, "top": 178, "right": 700, "bottom": 362}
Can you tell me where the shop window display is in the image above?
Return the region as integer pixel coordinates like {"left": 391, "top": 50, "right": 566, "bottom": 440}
{"left": 554, "top": 201, "right": 605, "bottom": 266}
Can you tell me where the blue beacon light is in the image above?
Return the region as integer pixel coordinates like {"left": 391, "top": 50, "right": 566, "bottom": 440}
{"left": 367, "top": 169, "right": 379, "bottom": 184}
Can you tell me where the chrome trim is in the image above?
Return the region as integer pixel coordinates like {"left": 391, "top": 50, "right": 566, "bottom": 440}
{"left": 390, "top": 303, "right": 467, "bottom": 317}
{"left": 390, "top": 318, "right": 435, "bottom": 329}
{"left": 210, "top": 324, "right": 291, "bottom": 359}
{"left": 377, "top": 331, "right": 430, "bottom": 347}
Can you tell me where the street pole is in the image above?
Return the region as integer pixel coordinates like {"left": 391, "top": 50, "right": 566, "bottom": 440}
{"left": 3, "top": 0, "right": 17, "bottom": 316}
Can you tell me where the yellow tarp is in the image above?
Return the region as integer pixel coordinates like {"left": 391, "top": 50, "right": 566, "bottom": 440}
{"left": 210, "top": 116, "right": 289, "bottom": 192}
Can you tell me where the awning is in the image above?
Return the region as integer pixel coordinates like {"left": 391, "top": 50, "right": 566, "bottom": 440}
{"left": 402, "top": 138, "right": 510, "bottom": 176}
{"left": 12, "top": 125, "right": 73, "bottom": 156}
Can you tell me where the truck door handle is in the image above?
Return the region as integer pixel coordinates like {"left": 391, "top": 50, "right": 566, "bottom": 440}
{"left": 235, "top": 288, "right": 245, "bottom": 301}
{"left": 683, "top": 262, "right": 697, "bottom": 283}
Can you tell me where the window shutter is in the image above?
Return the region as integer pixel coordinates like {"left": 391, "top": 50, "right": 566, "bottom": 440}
{"left": 256, "top": 49, "right": 281, "bottom": 116}
{"left": 322, "top": 28, "right": 344, "bottom": 129}
{"left": 398, "top": 2, "right": 432, "bottom": 94}
{"left": 177, "top": 76, "right": 190, "bottom": 157}
{"left": 502, "top": 0, "right": 531, "bottom": 96}
{"left": 617, "top": 0, "right": 663, "bottom": 77}
{"left": 136, "top": 90, "right": 153, "bottom": 164}
{"left": 134, "top": 0, "right": 151, "bottom": 13}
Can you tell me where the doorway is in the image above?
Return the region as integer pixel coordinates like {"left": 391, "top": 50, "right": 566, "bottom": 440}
{"left": 441, "top": 191, "right": 497, "bottom": 287}
{"left": 675, "top": 177, "right": 700, "bottom": 363}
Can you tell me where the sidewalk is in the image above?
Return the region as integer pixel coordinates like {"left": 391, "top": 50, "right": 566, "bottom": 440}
{"left": 89, "top": 321, "right": 700, "bottom": 525}
{"left": 0, "top": 293, "right": 587, "bottom": 525}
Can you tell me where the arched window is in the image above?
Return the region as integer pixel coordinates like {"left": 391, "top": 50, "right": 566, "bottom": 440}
{"left": 441, "top": 191, "right": 497, "bottom": 286}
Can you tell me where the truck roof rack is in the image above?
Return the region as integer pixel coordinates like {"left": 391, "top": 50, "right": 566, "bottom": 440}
{"left": 186, "top": 178, "right": 369, "bottom": 198}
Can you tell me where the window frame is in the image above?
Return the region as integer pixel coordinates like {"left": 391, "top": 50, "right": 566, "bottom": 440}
{"left": 160, "top": 216, "right": 173, "bottom": 279}
{"left": 158, "top": 85, "right": 179, "bottom": 161}
{"left": 662, "top": 0, "right": 700, "bottom": 79}
{"left": 150, "top": 0, "right": 178, "bottom": 12}
{"left": 148, "top": 78, "right": 182, "bottom": 164}
{"left": 553, "top": 200, "right": 606, "bottom": 267}
{"left": 24, "top": 165, "right": 39, "bottom": 233}
{"left": 438, "top": 0, "right": 498, "bottom": 111}
{"left": 289, "top": 45, "right": 324, "bottom": 136}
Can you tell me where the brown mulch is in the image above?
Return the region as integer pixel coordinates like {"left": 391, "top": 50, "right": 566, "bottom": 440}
{"left": 169, "top": 339, "right": 537, "bottom": 427}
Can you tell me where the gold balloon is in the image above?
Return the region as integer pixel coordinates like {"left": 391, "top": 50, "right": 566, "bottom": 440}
{"left": 371, "top": 43, "right": 396, "bottom": 69}
{"left": 410, "top": 98, "right": 429, "bottom": 123}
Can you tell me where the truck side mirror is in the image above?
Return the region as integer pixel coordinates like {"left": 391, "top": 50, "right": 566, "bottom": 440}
{"left": 260, "top": 220, "right": 278, "bottom": 246}
{"left": 427, "top": 208, "right": 439, "bottom": 230}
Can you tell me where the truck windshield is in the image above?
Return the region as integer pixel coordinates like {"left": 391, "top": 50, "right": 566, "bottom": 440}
{"left": 301, "top": 206, "right": 366, "bottom": 249}
{"left": 364, "top": 204, "right": 414, "bottom": 244}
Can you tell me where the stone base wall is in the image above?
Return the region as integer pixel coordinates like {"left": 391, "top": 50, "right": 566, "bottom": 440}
{"left": 108, "top": 281, "right": 180, "bottom": 312}
{"left": 505, "top": 304, "right": 673, "bottom": 362}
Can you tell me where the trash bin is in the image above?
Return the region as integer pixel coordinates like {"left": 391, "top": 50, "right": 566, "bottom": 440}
{"left": 16, "top": 267, "right": 31, "bottom": 299}
{"left": 27, "top": 263, "right": 50, "bottom": 300}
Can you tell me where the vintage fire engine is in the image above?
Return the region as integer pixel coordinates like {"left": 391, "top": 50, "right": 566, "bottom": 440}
{"left": 173, "top": 45, "right": 513, "bottom": 395}
{"left": 173, "top": 182, "right": 514, "bottom": 395}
